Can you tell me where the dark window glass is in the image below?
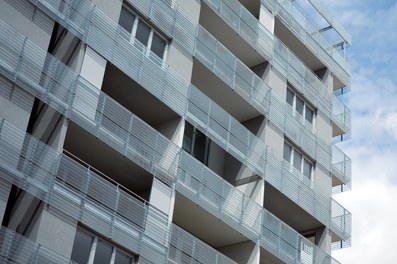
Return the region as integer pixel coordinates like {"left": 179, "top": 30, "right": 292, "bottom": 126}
{"left": 182, "top": 123, "right": 194, "bottom": 152}
{"left": 293, "top": 151, "right": 302, "bottom": 171}
{"left": 193, "top": 129, "right": 208, "bottom": 164}
{"left": 119, "top": 7, "right": 135, "bottom": 33}
{"left": 283, "top": 143, "right": 292, "bottom": 162}
{"left": 71, "top": 229, "right": 93, "bottom": 264}
{"left": 296, "top": 96, "right": 304, "bottom": 115}
{"left": 151, "top": 32, "right": 166, "bottom": 58}
{"left": 305, "top": 107, "right": 314, "bottom": 124}
{"left": 286, "top": 89, "right": 294, "bottom": 107}
{"left": 93, "top": 240, "right": 113, "bottom": 264}
{"left": 135, "top": 20, "right": 151, "bottom": 47}
{"left": 115, "top": 250, "right": 133, "bottom": 264}
{"left": 303, "top": 159, "right": 312, "bottom": 179}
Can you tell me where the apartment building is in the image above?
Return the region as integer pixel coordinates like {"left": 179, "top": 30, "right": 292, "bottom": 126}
{"left": 0, "top": 0, "right": 352, "bottom": 263}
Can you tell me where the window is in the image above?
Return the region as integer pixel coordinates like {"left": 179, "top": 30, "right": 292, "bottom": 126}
{"left": 283, "top": 142, "right": 313, "bottom": 179}
{"left": 71, "top": 228, "right": 136, "bottom": 264}
{"left": 286, "top": 88, "right": 315, "bottom": 125}
{"left": 182, "top": 123, "right": 211, "bottom": 165}
{"left": 118, "top": 5, "right": 168, "bottom": 62}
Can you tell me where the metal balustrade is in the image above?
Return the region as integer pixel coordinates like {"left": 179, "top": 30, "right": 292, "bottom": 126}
{"left": 201, "top": 0, "right": 336, "bottom": 108}
{"left": 0, "top": 118, "right": 170, "bottom": 263}
{"left": 0, "top": 116, "right": 342, "bottom": 264}
{"left": 332, "top": 199, "right": 352, "bottom": 241}
{"left": 0, "top": 9, "right": 351, "bottom": 242}
{"left": 169, "top": 224, "right": 237, "bottom": 264}
{"left": 261, "top": 210, "right": 341, "bottom": 264}
{"left": 28, "top": 0, "right": 350, "bottom": 185}
{"left": 0, "top": 226, "right": 76, "bottom": 264}
{"left": 333, "top": 94, "right": 352, "bottom": 136}
{"left": 262, "top": 0, "right": 350, "bottom": 86}
{"left": 332, "top": 145, "right": 352, "bottom": 191}
{"left": 126, "top": 0, "right": 351, "bottom": 136}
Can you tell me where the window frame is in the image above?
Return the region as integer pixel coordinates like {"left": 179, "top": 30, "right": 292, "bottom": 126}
{"left": 283, "top": 141, "right": 314, "bottom": 180}
{"left": 118, "top": 5, "right": 169, "bottom": 63}
{"left": 71, "top": 227, "right": 137, "bottom": 264}
{"left": 286, "top": 87, "right": 316, "bottom": 127}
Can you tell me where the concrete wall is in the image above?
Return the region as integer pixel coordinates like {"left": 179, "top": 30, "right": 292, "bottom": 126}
{"left": 34, "top": 209, "right": 77, "bottom": 259}
{"left": 259, "top": 3, "right": 275, "bottom": 34}
{"left": 93, "top": 0, "right": 123, "bottom": 21}
{"left": 0, "top": 0, "right": 53, "bottom": 50}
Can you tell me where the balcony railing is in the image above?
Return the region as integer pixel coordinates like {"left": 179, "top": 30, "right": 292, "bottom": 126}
{"left": 332, "top": 145, "right": 352, "bottom": 192}
{"left": 333, "top": 95, "right": 352, "bottom": 137}
{"left": 169, "top": 224, "right": 237, "bottom": 264}
{"left": 0, "top": 116, "right": 342, "bottom": 264}
{"left": 0, "top": 118, "right": 170, "bottom": 263}
{"left": 0, "top": 226, "right": 76, "bottom": 264}
{"left": 262, "top": 0, "right": 350, "bottom": 86}
{"left": 0, "top": 10, "right": 351, "bottom": 243}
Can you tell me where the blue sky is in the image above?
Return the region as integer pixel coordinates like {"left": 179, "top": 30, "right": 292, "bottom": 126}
{"left": 321, "top": 0, "right": 397, "bottom": 263}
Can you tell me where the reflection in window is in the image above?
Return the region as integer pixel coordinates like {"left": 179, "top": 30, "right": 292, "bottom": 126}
{"left": 286, "top": 88, "right": 315, "bottom": 125}
{"left": 118, "top": 5, "right": 168, "bottom": 61}
{"left": 183, "top": 122, "right": 211, "bottom": 165}
{"left": 283, "top": 141, "right": 313, "bottom": 179}
{"left": 71, "top": 228, "right": 136, "bottom": 264}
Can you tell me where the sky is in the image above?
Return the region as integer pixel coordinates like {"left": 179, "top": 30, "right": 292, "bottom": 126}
{"left": 319, "top": 0, "right": 397, "bottom": 263}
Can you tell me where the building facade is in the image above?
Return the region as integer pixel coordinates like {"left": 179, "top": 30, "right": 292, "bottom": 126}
{"left": 0, "top": 0, "right": 352, "bottom": 263}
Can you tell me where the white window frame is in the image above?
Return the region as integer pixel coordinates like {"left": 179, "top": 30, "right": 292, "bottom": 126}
{"left": 71, "top": 228, "right": 136, "bottom": 264}
{"left": 119, "top": 5, "right": 169, "bottom": 64}
{"left": 283, "top": 141, "right": 314, "bottom": 180}
{"left": 286, "top": 87, "right": 315, "bottom": 127}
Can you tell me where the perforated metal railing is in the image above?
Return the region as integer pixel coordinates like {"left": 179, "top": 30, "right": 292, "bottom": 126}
{"left": 0, "top": 9, "right": 351, "bottom": 243}
{"left": 333, "top": 95, "right": 352, "bottom": 135}
{"left": 169, "top": 224, "right": 237, "bottom": 264}
{"left": 28, "top": 0, "right": 350, "bottom": 187}
{"left": 123, "top": 0, "right": 350, "bottom": 131}
{"left": 0, "top": 119, "right": 170, "bottom": 264}
{"left": 262, "top": 0, "right": 350, "bottom": 86}
{"left": 0, "top": 118, "right": 239, "bottom": 264}
{"left": 0, "top": 19, "right": 349, "bottom": 260}
{"left": 332, "top": 145, "right": 352, "bottom": 191}
{"left": 0, "top": 118, "right": 342, "bottom": 264}
{"left": 0, "top": 226, "right": 76, "bottom": 264}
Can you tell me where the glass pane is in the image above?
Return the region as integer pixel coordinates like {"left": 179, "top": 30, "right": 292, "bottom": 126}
{"left": 296, "top": 96, "right": 304, "bottom": 115}
{"left": 283, "top": 143, "right": 292, "bottom": 162}
{"left": 293, "top": 151, "right": 302, "bottom": 171}
{"left": 182, "top": 123, "right": 194, "bottom": 153}
{"left": 193, "top": 129, "right": 209, "bottom": 164}
{"left": 115, "top": 250, "right": 133, "bottom": 264}
{"left": 303, "top": 159, "right": 312, "bottom": 179}
{"left": 93, "top": 240, "right": 113, "bottom": 264}
{"left": 305, "top": 107, "right": 314, "bottom": 124}
{"left": 71, "top": 229, "right": 93, "bottom": 264}
{"left": 151, "top": 32, "right": 166, "bottom": 59}
{"left": 286, "top": 89, "right": 294, "bottom": 107}
{"left": 135, "top": 20, "right": 150, "bottom": 47}
{"left": 119, "top": 7, "right": 135, "bottom": 33}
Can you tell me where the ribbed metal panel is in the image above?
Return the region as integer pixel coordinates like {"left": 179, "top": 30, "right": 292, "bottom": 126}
{"left": 0, "top": 13, "right": 351, "bottom": 244}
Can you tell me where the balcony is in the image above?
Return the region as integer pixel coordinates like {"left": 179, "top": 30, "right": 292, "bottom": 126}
{"left": 332, "top": 95, "right": 351, "bottom": 139}
{"left": 332, "top": 145, "right": 352, "bottom": 193}
{"left": 0, "top": 12, "right": 351, "bottom": 245}
{"left": 264, "top": 0, "right": 350, "bottom": 88}
{"left": 0, "top": 118, "right": 170, "bottom": 263}
{"left": 0, "top": 226, "right": 73, "bottom": 264}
